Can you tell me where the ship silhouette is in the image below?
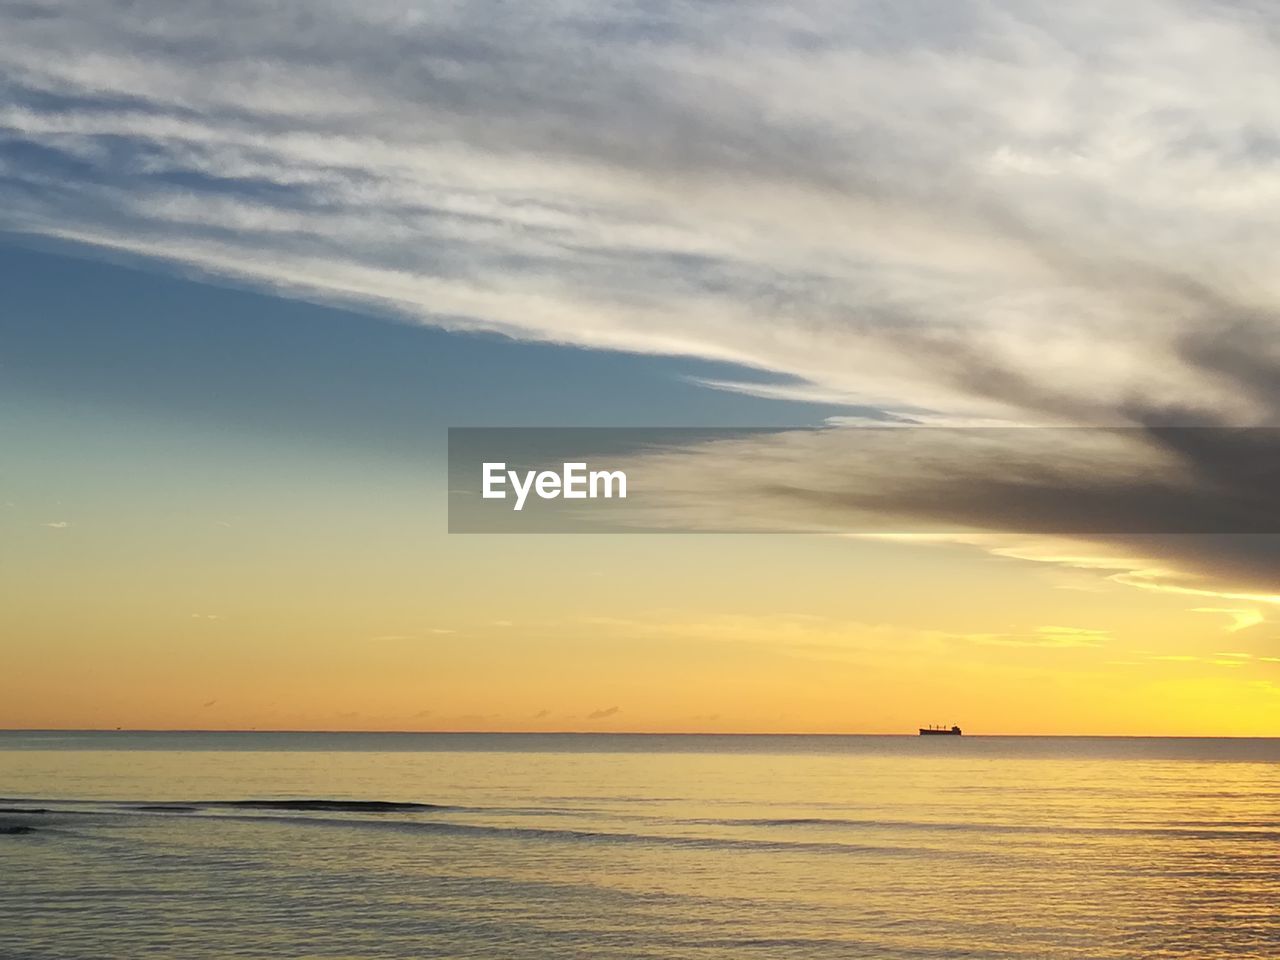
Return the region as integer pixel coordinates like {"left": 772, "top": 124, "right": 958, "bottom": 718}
{"left": 918, "top": 724, "right": 962, "bottom": 736}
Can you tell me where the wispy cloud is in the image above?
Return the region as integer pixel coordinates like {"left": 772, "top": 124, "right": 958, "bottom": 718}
{"left": 4, "top": 0, "right": 1280, "bottom": 426}
{"left": 1193, "top": 608, "right": 1266, "bottom": 633}
{"left": 581, "top": 612, "right": 936, "bottom": 658}
{"left": 964, "top": 626, "right": 1111, "bottom": 649}
{"left": 369, "top": 628, "right": 454, "bottom": 640}
{"left": 586, "top": 706, "right": 620, "bottom": 720}
{"left": 41, "top": 520, "right": 70, "bottom": 528}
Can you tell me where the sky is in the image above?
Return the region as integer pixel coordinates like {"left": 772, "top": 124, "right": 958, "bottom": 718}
{"left": 2, "top": 0, "right": 1279, "bottom": 734}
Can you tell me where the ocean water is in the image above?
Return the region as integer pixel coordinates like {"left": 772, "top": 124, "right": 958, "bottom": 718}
{"left": 3, "top": 732, "right": 1278, "bottom": 959}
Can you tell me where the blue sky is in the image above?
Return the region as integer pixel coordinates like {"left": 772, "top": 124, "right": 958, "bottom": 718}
{"left": 2, "top": 237, "right": 858, "bottom": 451}
{"left": 1, "top": 234, "right": 863, "bottom": 561}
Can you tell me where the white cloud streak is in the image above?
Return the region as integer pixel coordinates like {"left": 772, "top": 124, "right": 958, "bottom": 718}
{"left": 4, "top": 0, "right": 1280, "bottom": 422}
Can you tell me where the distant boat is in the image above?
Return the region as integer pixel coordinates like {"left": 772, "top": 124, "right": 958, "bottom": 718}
{"left": 919, "top": 725, "right": 962, "bottom": 736}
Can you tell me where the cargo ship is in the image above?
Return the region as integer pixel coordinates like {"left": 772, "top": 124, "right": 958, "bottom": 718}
{"left": 919, "top": 725, "right": 962, "bottom": 736}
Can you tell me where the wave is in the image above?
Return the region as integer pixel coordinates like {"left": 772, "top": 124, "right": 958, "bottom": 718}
{"left": 5, "top": 798, "right": 934, "bottom": 856}
{"left": 201, "top": 799, "right": 447, "bottom": 812}
{"left": 9, "top": 798, "right": 1279, "bottom": 850}
{"left": 0, "top": 806, "right": 48, "bottom": 836}
{"left": 195, "top": 809, "right": 972, "bottom": 858}
{"left": 126, "top": 799, "right": 450, "bottom": 813}
{"left": 692, "top": 815, "right": 1280, "bottom": 840}
{"left": 134, "top": 805, "right": 199, "bottom": 813}
{"left": 2, "top": 796, "right": 455, "bottom": 817}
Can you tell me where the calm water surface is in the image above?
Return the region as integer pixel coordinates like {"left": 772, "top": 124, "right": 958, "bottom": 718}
{"left": 2, "top": 732, "right": 1278, "bottom": 959}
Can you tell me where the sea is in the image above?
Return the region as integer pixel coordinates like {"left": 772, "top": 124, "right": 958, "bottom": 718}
{"left": 2, "top": 732, "right": 1278, "bottom": 959}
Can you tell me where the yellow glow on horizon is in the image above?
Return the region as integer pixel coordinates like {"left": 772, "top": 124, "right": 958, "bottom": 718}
{"left": 4, "top": 479, "right": 1278, "bottom": 736}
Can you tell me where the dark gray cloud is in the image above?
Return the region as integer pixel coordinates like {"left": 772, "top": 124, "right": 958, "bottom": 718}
{"left": 448, "top": 423, "right": 1280, "bottom": 596}
{"left": 599, "top": 426, "right": 1280, "bottom": 594}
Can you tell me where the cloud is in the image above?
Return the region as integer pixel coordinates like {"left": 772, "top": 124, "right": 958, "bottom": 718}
{"left": 369, "top": 629, "right": 453, "bottom": 640}
{"left": 41, "top": 520, "right": 69, "bottom": 528}
{"left": 579, "top": 425, "right": 1280, "bottom": 601}
{"left": 963, "top": 626, "right": 1110, "bottom": 649}
{"left": 580, "top": 612, "right": 936, "bottom": 659}
{"left": 1193, "top": 608, "right": 1266, "bottom": 633}
{"left": 4, "top": 1, "right": 1280, "bottom": 427}
{"left": 8, "top": 1, "right": 1280, "bottom": 603}
{"left": 586, "top": 706, "right": 620, "bottom": 720}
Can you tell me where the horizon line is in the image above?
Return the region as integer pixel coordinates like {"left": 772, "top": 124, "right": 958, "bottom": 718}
{"left": 3, "top": 728, "right": 1277, "bottom": 739}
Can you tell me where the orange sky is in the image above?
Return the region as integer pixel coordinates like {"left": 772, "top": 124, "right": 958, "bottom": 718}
{"left": 6, "top": 488, "right": 1279, "bottom": 735}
